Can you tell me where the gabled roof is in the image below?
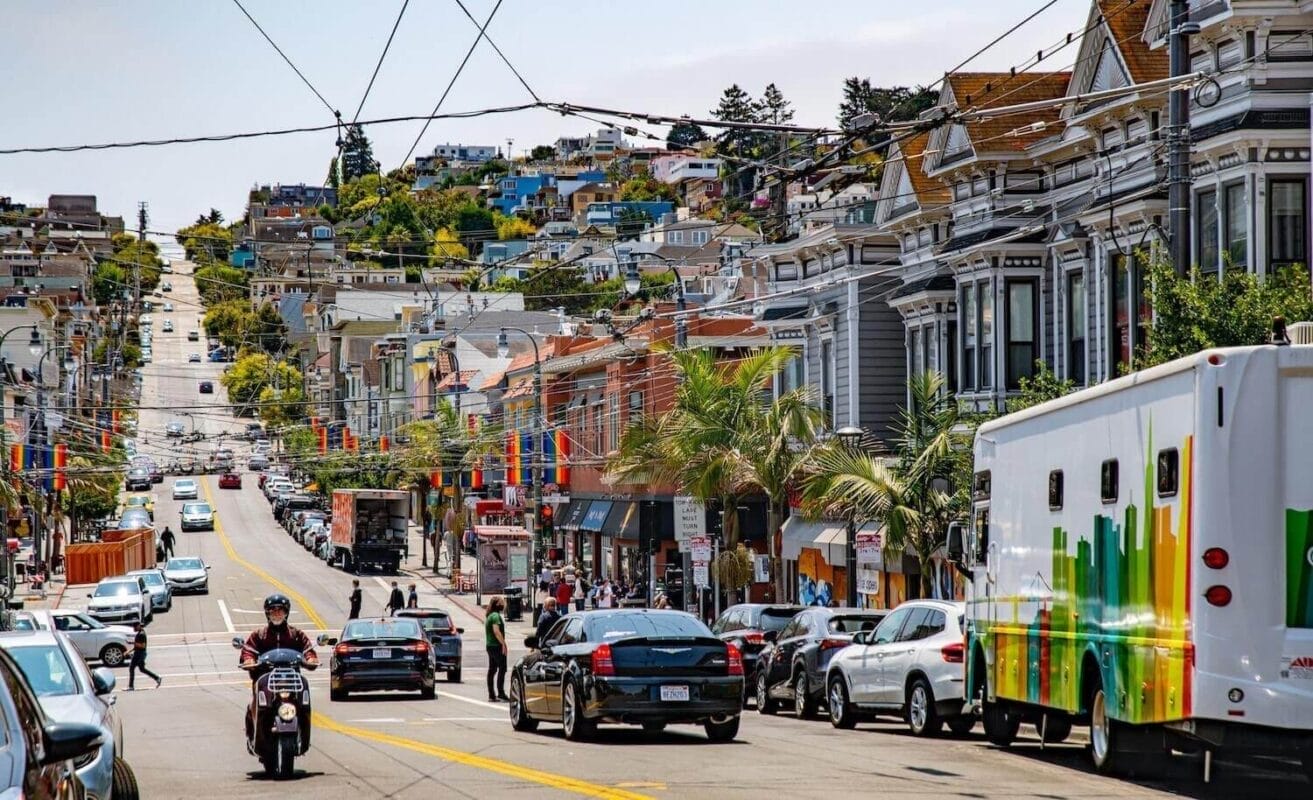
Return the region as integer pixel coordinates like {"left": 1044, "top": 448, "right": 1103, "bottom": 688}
{"left": 436, "top": 370, "right": 477, "bottom": 391}
{"left": 1100, "top": 0, "right": 1166, "bottom": 84}
{"left": 897, "top": 132, "right": 950, "bottom": 205}
{"left": 945, "top": 71, "right": 1071, "bottom": 153}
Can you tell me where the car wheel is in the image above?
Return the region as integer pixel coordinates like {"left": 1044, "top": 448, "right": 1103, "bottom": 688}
{"left": 1089, "top": 678, "right": 1132, "bottom": 774}
{"left": 827, "top": 675, "right": 857, "bottom": 729}
{"left": 793, "top": 670, "right": 817, "bottom": 719}
{"left": 561, "top": 680, "right": 594, "bottom": 741}
{"left": 111, "top": 757, "right": 140, "bottom": 800}
{"left": 100, "top": 644, "right": 127, "bottom": 667}
{"left": 509, "top": 676, "right": 538, "bottom": 732}
{"left": 448, "top": 668, "right": 461, "bottom": 683}
{"left": 947, "top": 716, "right": 976, "bottom": 737}
{"left": 907, "top": 677, "right": 943, "bottom": 737}
{"left": 420, "top": 683, "right": 435, "bottom": 700}
{"left": 756, "top": 671, "right": 778, "bottom": 715}
{"left": 1040, "top": 714, "right": 1073, "bottom": 743}
{"left": 698, "top": 712, "right": 739, "bottom": 742}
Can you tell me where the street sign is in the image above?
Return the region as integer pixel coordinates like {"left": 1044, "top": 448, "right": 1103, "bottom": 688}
{"left": 692, "top": 563, "right": 709, "bottom": 588}
{"left": 689, "top": 535, "right": 711, "bottom": 563}
{"left": 673, "top": 495, "right": 705, "bottom": 542}
{"left": 856, "top": 529, "right": 883, "bottom": 566}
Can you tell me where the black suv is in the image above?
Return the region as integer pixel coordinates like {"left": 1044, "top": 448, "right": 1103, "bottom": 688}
{"left": 710, "top": 604, "right": 802, "bottom": 705}
{"left": 756, "top": 606, "right": 887, "bottom": 718}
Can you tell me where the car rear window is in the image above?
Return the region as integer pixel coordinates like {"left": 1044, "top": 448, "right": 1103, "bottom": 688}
{"left": 407, "top": 614, "right": 453, "bottom": 632}
{"left": 829, "top": 614, "right": 885, "bottom": 634}
{"left": 584, "top": 612, "right": 711, "bottom": 642}
{"left": 344, "top": 620, "right": 423, "bottom": 640}
{"left": 757, "top": 609, "right": 797, "bottom": 631}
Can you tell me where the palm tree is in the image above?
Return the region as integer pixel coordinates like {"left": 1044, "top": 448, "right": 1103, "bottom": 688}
{"left": 803, "top": 372, "right": 971, "bottom": 598}
{"left": 608, "top": 346, "right": 822, "bottom": 599}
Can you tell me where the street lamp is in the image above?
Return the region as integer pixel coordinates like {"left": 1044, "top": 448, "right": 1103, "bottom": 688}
{"left": 623, "top": 258, "right": 687, "bottom": 348}
{"left": 835, "top": 425, "right": 864, "bottom": 608}
{"left": 498, "top": 327, "right": 544, "bottom": 584}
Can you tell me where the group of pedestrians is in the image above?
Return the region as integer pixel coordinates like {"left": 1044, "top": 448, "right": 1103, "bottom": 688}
{"left": 344, "top": 579, "right": 420, "bottom": 619}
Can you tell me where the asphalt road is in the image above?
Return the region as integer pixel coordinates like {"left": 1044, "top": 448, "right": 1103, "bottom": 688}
{"left": 79, "top": 263, "right": 1309, "bottom": 798}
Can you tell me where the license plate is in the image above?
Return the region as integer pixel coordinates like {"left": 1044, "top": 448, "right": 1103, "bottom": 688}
{"left": 371, "top": 648, "right": 391, "bottom": 659}
{"left": 660, "top": 685, "right": 689, "bottom": 702}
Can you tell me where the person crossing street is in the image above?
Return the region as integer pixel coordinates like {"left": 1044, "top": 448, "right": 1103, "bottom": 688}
{"left": 159, "top": 526, "right": 176, "bottom": 559}
{"left": 128, "top": 622, "right": 162, "bottom": 690}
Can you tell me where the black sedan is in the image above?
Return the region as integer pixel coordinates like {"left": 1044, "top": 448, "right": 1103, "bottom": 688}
{"left": 710, "top": 603, "right": 801, "bottom": 704}
{"left": 395, "top": 609, "right": 464, "bottom": 682}
{"left": 510, "top": 609, "right": 744, "bottom": 742}
{"left": 756, "top": 606, "right": 886, "bottom": 718}
{"left": 322, "top": 618, "right": 436, "bottom": 700}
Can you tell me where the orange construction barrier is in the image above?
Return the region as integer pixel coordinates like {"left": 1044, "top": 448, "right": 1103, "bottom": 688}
{"left": 65, "top": 528, "right": 157, "bottom": 585}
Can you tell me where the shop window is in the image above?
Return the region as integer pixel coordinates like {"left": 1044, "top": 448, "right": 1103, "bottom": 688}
{"left": 1157, "top": 448, "right": 1179, "bottom": 498}
{"left": 1048, "top": 470, "right": 1064, "bottom": 510}
{"left": 1100, "top": 459, "right": 1119, "bottom": 504}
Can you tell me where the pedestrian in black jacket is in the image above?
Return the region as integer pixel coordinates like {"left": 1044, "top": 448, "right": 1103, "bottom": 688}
{"left": 348, "top": 579, "right": 362, "bottom": 619}
{"left": 385, "top": 581, "right": 405, "bottom": 616}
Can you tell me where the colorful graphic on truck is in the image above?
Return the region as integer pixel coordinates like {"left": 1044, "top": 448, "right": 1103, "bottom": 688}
{"left": 980, "top": 435, "right": 1193, "bottom": 724}
{"left": 1285, "top": 509, "right": 1313, "bottom": 628}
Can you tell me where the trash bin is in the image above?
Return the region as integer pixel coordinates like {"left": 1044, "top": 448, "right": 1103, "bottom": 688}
{"left": 503, "top": 587, "right": 523, "bottom": 621}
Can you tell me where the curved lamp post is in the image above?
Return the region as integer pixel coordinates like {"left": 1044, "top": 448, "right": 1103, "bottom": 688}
{"left": 835, "top": 425, "right": 864, "bottom": 608}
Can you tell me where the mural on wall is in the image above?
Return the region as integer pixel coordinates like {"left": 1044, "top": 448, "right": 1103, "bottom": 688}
{"left": 977, "top": 433, "right": 1194, "bottom": 724}
{"left": 797, "top": 573, "right": 833, "bottom": 607}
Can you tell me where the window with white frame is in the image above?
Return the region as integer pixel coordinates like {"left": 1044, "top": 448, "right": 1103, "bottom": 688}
{"left": 961, "top": 286, "right": 977, "bottom": 391}
{"left": 1067, "top": 271, "right": 1086, "bottom": 386}
{"left": 1197, "top": 188, "right": 1219, "bottom": 274}
{"left": 979, "top": 282, "right": 994, "bottom": 389}
{"left": 1005, "top": 279, "right": 1037, "bottom": 389}
{"left": 1224, "top": 182, "right": 1247, "bottom": 269}
{"left": 1269, "top": 178, "right": 1308, "bottom": 269}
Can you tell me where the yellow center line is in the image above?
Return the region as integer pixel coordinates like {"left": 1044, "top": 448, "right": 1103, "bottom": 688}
{"left": 312, "top": 713, "right": 655, "bottom": 800}
{"left": 203, "top": 477, "right": 647, "bottom": 798}
{"left": 199, "top": 476, "right": 328, "bottom": 630}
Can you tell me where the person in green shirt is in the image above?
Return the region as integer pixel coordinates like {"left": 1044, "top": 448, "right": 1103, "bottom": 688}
{"left": 485, "top": 597, "right": 508, "bottom": 702}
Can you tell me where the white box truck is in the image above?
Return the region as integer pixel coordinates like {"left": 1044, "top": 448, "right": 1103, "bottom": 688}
{"left": 953, "top": 343, "right": 1313, "bottom": 779}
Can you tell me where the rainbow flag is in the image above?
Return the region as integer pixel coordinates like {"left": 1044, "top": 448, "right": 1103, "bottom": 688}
{"left": 505, "top": 430, "right": 521, "bottom": 486}
{"left": 53, "top": 443, "right": 67, "bottom": 491}
{"left": 379, "top": 435, "right": 389, "bottom": 453}
{"left": 521, "top": 432, "right": 534, "bottom": 485}
{"left": 101, "top": 431, "right": 111, "bottom": 453}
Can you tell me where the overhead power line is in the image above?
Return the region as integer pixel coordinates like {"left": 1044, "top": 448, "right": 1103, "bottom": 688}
{"left": 351, "top": 0, "right": 412, "bottom": 125}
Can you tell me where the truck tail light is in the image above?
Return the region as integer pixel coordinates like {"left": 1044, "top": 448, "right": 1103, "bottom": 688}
{"left": 1204, "top": 585, "right": 1232, "bottom": 606}
{"left": 1202, "top": 548, "right": 1229, "bottom": 569}
{"left": 726, "top": 643, "right": 744, "bottom": 676}
{"left": 591, "top": 643, "right": 616, "bottom": 676}
{"left": 941, "top": 642, "right": 965, "bottom": 663}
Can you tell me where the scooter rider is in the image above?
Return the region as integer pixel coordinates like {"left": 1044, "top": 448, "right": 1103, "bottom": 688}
{"left": 240, "top": 594, "right": 318, "bottom": 747}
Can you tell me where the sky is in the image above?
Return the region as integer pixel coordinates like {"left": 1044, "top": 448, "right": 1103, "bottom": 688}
{"left": 0, "top": 0, "right": 1092, "bottom": 240}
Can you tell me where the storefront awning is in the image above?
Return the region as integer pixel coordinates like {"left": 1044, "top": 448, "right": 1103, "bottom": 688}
{"left": 580, "top": 500, "right": 613, "bottom": 532}
{"left": 782, "top": 516, "right": 845, "bottom": 563}
{"left": 601, "top": 501, "right": 635, "bottom": 538}
{"left": 561, "top": 499, "right": 591, "bottom": 531}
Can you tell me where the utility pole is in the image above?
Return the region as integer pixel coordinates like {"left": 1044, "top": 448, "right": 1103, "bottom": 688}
{"left": 1167, "top": 0, "right": 1195, "bottom": 275}
{"left": 135, "top": 203, "right": 148, "bottom": 308}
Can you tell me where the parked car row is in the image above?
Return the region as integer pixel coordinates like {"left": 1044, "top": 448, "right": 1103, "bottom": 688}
{"left": 264, "top": 473, "right": 339, "bottom": 563}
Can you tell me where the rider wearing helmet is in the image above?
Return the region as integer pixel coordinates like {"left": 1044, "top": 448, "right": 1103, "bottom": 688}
{"left": 240, "top": 593, "right": 318, "bottom": 671}
{"left": 240, "top": 594, "right": 318, "bottom": 746}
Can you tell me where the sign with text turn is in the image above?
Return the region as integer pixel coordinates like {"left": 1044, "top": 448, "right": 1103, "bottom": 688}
{"left": 673, "top": 495, "right": 705, "bottom": 542}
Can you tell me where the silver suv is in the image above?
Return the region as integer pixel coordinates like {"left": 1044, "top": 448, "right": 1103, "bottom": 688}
{"left": 12, "top": 611, "right": 133, "bottom": 668}
{"left": 0, "top": 630, "right": 137, "bottom": 800}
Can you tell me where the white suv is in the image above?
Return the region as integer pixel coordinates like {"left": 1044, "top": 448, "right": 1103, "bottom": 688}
{"left": 825, "top": 599, "right": 972, "bottom": 737}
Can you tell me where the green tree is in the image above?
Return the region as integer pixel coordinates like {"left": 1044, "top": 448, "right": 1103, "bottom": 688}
{"left": 91, "top": 263, "right": 127, "bottom": 305}
{"left": 194, "top": 263, "right": 249, "bottom": 305}
{"left": 609, "top": 347, "right": 818, "bottom": 604}
{"left": 1140, "top": 258, "right": 1313, "bottom": 369}
{"left": 756, "top": 83, "right": 794, "bottom": 125}
{"left": 195, "top": 208, "right": 224, "bottom": 226}
{"left": 221, "top": 353, "right": 301, "bottom": 418}
{"left": 326, "top": 156, "right": 341, "bottom": 191}
{"left": 666, "top": 120, "right": 709, "bottom": 150}
{"left": 618, "top": 172, "right": 677, "bottom": 203}
{"left": 803, "top": 372, "right": 972, "bottom": 598}
{"left": 615, "top": 208, "right": 654, "bottom": 241}
{"left": 711, "top": 83, "right": 760, "bottom": 155}
{"left": 495, "top": 214, "right": 536, "bottom": 240}
{"left": 530, "top": 145, "right": 556, "bottom": 161}
{"left": 1006, "top": 361, "right": 1076, "bottom": 413}
{"left": 341, "top": 124, "right": 377, "bottom": 181}
{"left": 175, "top": 221, "right": 233, "bottom": 263}
{"left": 429, "top": 227, "right": 470, "bottom": 262}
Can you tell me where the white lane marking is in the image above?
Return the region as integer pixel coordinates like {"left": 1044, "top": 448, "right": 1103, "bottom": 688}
{"left": 373, "top": 577, "right": 391, "bottom": 592}
{"left": 217, "top": 599, "right": 235, "bottom": 633}
{"left": 348, "top": 717, "right": 405, "bottom": 724}
{"left": 420, "top": 717, "right": 503, "bottom": 723}
{"left": 436, "top": 691, "right": 504, "bottom": 711}
{"left": 152, "top": 641, "right": 242, "bottom": 651}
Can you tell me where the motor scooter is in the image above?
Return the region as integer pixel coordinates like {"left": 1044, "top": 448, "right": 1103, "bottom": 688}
{"left": 231, "top": 639, "right": 315, "bottom": 778}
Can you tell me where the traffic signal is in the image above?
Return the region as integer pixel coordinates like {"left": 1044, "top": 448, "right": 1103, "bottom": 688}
{"left": 539, "top": 504, "right": 554, "bottom": 538}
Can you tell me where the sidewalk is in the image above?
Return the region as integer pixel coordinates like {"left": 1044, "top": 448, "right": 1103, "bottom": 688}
{"left": 397, "top": 522, "right": 490, "bottom": 624}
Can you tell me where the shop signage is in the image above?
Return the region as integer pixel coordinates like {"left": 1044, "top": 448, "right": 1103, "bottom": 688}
{"left": 689, "top": 535, "right": 712, "bottom": 563}
{"left": 692, "top": 563, "right": 710, "bottom": 588}
{"left": 856, "top": 529, "right": 883, "bottom": 566}
{"left": 857, "top": 568, "right": 881, "bottom": 596}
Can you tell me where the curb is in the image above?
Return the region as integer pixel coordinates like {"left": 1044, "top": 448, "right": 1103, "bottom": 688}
{"left": 50, "top": 580, "right": 67, "bottom": 610}
{"left": 399, "top": 565, "right": 485, "bottom": 622}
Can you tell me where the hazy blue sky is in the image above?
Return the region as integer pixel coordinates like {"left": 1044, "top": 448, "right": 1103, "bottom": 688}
{"left": 0, "top": 0, "right": 1090, "bottom": 238}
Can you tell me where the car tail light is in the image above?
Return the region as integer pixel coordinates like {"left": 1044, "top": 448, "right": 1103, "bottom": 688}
{"left": 591, "top": 643, "right": 616, "bottom": 676}
{"left": 741, "top": 631, "right": 765, "bottom": 645}
{"left": 1204, "top": 585, "right": 1232, "bottom": 607}
{"left": 726, "top": 643, "right": 744, "bottom": 676}
{"left": 818, "top": 638, "right": 849, "bottom": 652}
{"left": 1202, "top": 548, "right": 1229, "bottom": 569}
{"left": 941, "top": 642, "right": 965, "bottom": 663}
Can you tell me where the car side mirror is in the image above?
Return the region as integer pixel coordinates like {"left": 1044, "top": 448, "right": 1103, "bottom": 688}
{"left": 523, "top": 636, "right": 538, "bottom": 650}
{"left": 456, "top": 628, "right": 465, "bottom": 635}
{"left": 946, "top": 522, "right": 972, "bottom": 579}
{"left": 851, "top": 630, "right": 872, "bottom": 645}
{"left": 90, "top": 668, "right": 116, "bottom": 696}
{"left": 317, "top": 635, "right": 338, "bottom": 647}
{"left": 763, "top": 630, "right": 778, "bottom": 644}
{"left": 40, "top": 722, "right": 103, "bottom": 766}
{"left": 231, "top": 637, "right": 244, "bottom": 650}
